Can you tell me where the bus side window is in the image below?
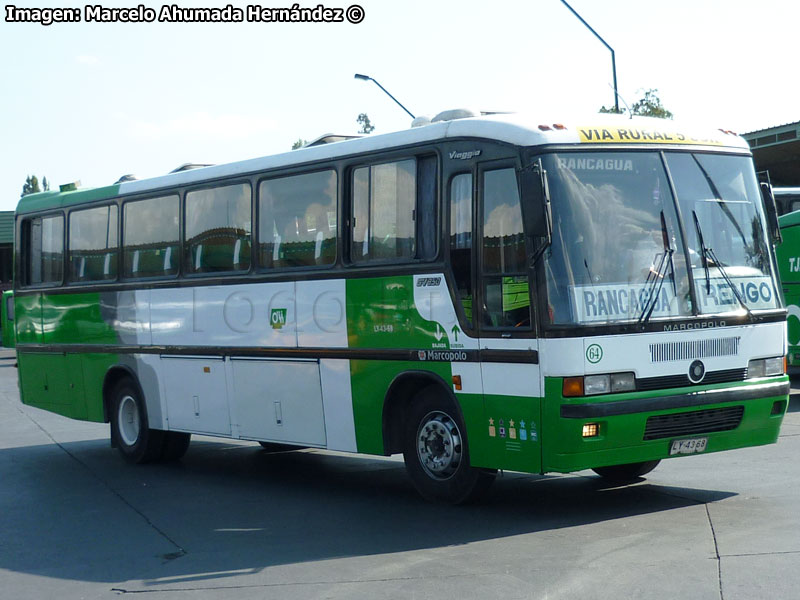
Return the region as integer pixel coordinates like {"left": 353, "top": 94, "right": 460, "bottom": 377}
{"left": 416, "top": 156, "right": 438, "bottom": 260}
{"left": 123, "top": 194, "right": 180, "bottom": 279}
{"left": 450, "top": 173, "right": 473, "bottom": 325}
{"left": 69, "top": 205, "right": 118, "bottom": 282}
{"left": 350, "top": 159, "right": 416, "bottom": 262}
{"left": 258, "top": 170, "right": 337, "bottom": 269}
{"left": 481, "top": 168, "right": 530, "bottom": 329}
{"left": 22, "top": 214, "right": 64, "bottom": 286}
{"left": 185, "top": 183, "right": 252, "bottom": 274}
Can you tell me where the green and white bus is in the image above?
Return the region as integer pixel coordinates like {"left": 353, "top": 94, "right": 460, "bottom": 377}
{"left": 14, "top": 111, "right": 789, "bottom": 503}
{"left": 777, "top": 210, "right": 800, "bottom": 368}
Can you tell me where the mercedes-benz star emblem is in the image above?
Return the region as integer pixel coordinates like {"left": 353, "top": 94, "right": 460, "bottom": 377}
{"left": 688, "top": 359, "right": 706, "bottom": 384}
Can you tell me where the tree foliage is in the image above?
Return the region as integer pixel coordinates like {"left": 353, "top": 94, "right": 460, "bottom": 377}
{"left": 600, "top": 88, "right": 673, "bottom": 119}
{"left": 357, "top": 113, "right": 375, "bottom": 134}
{"left": 21, "top": 174, "right": 50, "bottom": 197}
{"left": 291, "top": 138, "right": 308, "bottom": 150}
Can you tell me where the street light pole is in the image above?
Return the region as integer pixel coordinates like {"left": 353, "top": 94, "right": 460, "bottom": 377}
{"left": 560, "top": 0, "right": 619, "bottom": 114}
{"left": 354, "top": 73, "right": 415, "bottom": 119}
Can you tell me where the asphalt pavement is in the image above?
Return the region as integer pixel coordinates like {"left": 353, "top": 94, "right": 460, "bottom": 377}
{"left": 1, "top": 349, "right": 798, "bottom": 600}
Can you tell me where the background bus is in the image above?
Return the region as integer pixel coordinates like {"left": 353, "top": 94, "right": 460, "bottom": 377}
{"left": 1, "top": 290, "right": 14, "bottom": 348}
{"left": 14, "top": 112, "right": 789, "bottom": 503}
{"left": 774, "top": 187, "right": 800, "bottom": 216}
{"left": 777, "top": 211, "right": 800, "bottom": 367}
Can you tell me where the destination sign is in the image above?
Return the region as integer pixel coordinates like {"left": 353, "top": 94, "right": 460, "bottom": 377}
{"left": 578, "top": 126, "right": 726, "bottom": 146}
{"left": 570, "top": 276, "right": 775, "bottom": 323}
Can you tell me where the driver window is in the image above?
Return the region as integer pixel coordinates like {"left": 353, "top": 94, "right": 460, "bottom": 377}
{"left": 481, "top": 168, "right": 531, "bottom": 329}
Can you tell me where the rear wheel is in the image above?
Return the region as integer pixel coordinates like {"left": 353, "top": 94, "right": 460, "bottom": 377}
{"left": 402, "top": 387, "right": 495, "bottom": 504}
{"left": 110, "top": 378, "right": 164, "bottom": 464}
{"left": 592, "top": 460, "right": 661, "bottom": 483}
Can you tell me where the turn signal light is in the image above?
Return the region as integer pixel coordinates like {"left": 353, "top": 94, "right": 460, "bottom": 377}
{"left": 563, "top": 377, "right": 584, "bottom": 397}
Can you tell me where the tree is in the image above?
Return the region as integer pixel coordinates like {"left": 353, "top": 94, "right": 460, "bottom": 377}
{"left": 357, "top": 113, "right": 375, "bottom": 134}
{"left": 21, "top": 174, "right": 51, "bottom": 196}
{"left": 600, "top": 88, "right": 673, "bottom": 119}
{"left": 291, "top": 138, "right": 308, "bottom": 150}
{"left": 22, "top": 175, "right": 40, "bottom": 197}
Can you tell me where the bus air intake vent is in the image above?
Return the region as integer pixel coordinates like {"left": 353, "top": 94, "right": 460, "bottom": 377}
{"left": 643, "top": 406, "right": 744, "bottom": 441}
{"left": 649, "top": 337, "right": 740, "bottom": 363}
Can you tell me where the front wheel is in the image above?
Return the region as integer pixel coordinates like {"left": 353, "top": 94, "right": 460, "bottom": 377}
{"left": 592, "top": 460, "right": 661, "bottom": 483}
{"left": 110, "top": 378, "right": 164, "bottom": 464}
{"left": 402, "top": 387, "right": 495, "bottom": 504}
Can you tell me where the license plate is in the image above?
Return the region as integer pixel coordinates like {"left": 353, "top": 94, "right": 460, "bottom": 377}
{"left": 669, "top": 437, "right": 708, "bottom": 456}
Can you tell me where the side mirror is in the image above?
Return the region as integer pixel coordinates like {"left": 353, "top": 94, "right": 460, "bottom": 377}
{"left": 760, "top": 182, "right": 782, "bottom": 246}
{"left": 518, "top": 160, "right": 552, "bottom": 259}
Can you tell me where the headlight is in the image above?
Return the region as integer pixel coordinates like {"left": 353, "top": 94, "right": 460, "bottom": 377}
{"left": 563, "top": 372, "right": 636, "bottom": 397}
{"left": 748, "top": 357, "right": 785, "bottom": 378}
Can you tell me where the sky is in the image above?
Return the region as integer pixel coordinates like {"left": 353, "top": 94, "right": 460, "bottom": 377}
{"left": 1, "top": 0, "right": 798, "bottom": 210}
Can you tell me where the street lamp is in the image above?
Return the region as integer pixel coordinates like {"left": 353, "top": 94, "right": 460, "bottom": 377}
{"left": 354, "top": 73, "right": 415, "bottom": 119}
{"left": 560, "top": 0, "right": 619, "bottom": 114}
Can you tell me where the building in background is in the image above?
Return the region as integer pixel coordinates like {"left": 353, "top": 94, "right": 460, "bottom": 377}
{"left": 743, "top": 120, "right": 800, "bottom": 186}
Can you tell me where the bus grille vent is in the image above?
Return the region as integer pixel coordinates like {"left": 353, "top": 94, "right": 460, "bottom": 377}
{"left": 636, "top": 368, "right": 747, "bottom": 391}
{"left": 643, "top": 406, "right": 744, "bottom": 441}
{"left": 649, "top": 337, "right": 740, "bottom": 363}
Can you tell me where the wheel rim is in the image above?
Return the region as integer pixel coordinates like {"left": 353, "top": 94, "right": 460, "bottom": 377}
{"left": 416, "top": 411, "right": 463, "bottom": 480}
{"left": 117, "top": 394, "right": 141, "bottom": 447}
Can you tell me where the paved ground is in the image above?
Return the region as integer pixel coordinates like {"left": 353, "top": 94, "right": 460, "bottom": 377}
{"left": 1, "top": 349, "right": 798, "bottom": 599}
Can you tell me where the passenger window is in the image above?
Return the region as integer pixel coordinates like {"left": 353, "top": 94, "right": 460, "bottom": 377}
{"left": 481, "top": 168, "right": 530, "bottom": 329}
{"left": 185, "top": 183, "right": 251, "bottom": 274}
{"left": 450, "top": 173, "right": 474, "bottom": 324}
{"left": 123, "top": 195, "right": 180, "bottom": 278}
{"left": 23, "top": 214, "right": 64, "bottom": 285}
{"left": 351, "top": 159, "right": 416, "bottom": 262}
{"left": 259, "top": 170, "right": 337, "bottom": 269}
{"left": 69, "top": 205, "right": 118, "bottom": 282}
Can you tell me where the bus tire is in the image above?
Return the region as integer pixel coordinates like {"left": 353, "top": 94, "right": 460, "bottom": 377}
{"left": 161, "top": 431, "right": 191, "bottom": 461}
{"left": 110, "top": 377, "right": 164, "bottom": 464}
{"left": 592, "top": 460, "right": 661, "bottom": 482}
{"left": 402, "top": 387, "right": 495, "bottom": 504}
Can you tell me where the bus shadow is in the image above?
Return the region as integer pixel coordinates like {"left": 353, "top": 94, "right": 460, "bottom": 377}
{"left": 0, "top": 438, "right": 736, "bottom": 590}
{"left": 788, "top": 391, "right": 800, "bottom": 413}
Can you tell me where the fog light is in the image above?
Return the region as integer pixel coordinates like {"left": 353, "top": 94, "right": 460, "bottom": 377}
{"left": 582, "top": 423, "right": 600, "bottom": 438}
{"left": 771, "top": 400, "right": 787, "bottom": 415}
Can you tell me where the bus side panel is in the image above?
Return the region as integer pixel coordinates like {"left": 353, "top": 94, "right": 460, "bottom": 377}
{"left": 14, "top": 292, "right": 42, "bottom": 345}
{"left": 17, "top": 352, "right": 87, "bottom": 419}
{"left": 349, "top": 359, "right": 453, "bottom": 455}
{"left": 41, "top": 291, "right": 120, "bottom": 345}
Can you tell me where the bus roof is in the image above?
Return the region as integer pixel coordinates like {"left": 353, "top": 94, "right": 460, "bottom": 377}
{"left": 16, "top": 112, "right": 750, "bottom": 215}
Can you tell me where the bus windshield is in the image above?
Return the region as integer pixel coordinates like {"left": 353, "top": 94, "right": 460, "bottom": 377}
{"left": 541, "top": 151, "right": 780, "bottom": 326}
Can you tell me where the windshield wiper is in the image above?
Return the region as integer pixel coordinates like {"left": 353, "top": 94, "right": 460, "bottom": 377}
{"left": 638, "top": 211, "right": 674, "bottom": 326}
{"left": 692, "top": 210, "right": 712, "bottom": 293}
{"left": 692, "top": 210, "right": 754, "bottom": 321}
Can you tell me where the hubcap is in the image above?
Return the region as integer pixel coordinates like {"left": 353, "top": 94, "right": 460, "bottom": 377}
{"left": 118, "top": 395, "right": 140, "bottom": 447}
{"left": 417, "top": 411, "right": 463, "bottom": 480}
